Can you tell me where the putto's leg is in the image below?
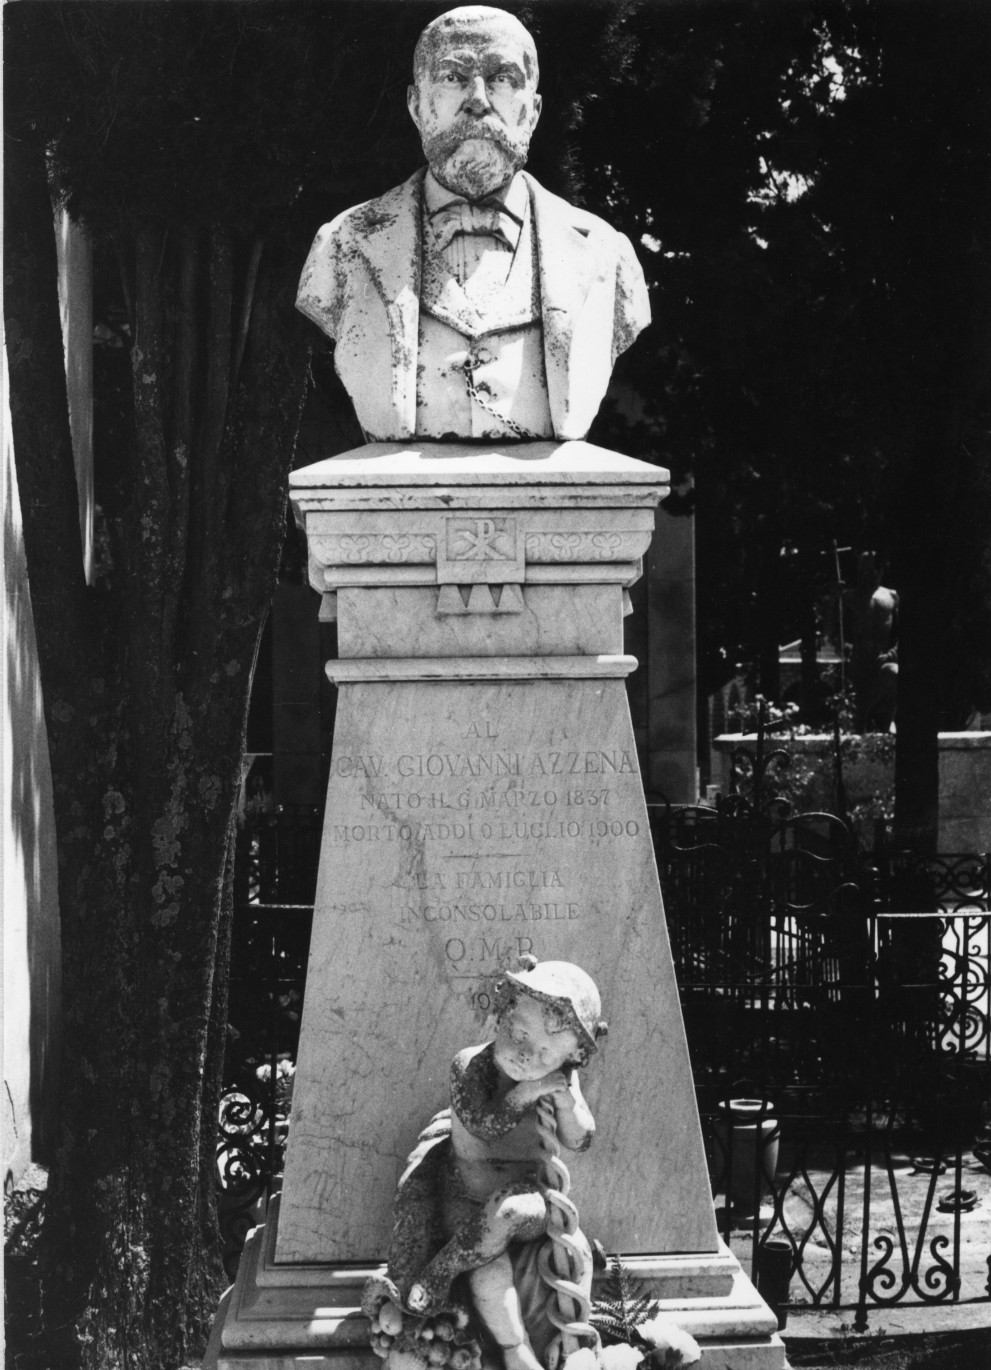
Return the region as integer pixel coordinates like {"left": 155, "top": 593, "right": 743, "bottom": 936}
{"left": 469, "top": 1255, "right": 543, "bottom": 1370}
{"left": 408, "top": 1184, "right": 547, "bottom": 1312}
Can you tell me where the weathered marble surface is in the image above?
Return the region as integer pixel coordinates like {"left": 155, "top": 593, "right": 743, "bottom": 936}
{"left": 326, "top": 657, "right": 638, "bottom": 684}
{"left": 336, "top": 585, "right": 624, "bottom": 658}
{"left": 276, "top": 676, "right": 716, "bottom": 1264}
{"left": 292, "top": 442, "right": 664, "bottom": 672}
{"left": 289, "top": 439, "right": 667, "bottom": 492}
{"left": 295, "top": 162, "right": 650, "bottom": 444}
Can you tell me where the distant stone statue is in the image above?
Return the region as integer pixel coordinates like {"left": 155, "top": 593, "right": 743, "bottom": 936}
{"left": 850, "top": 552, "right": 898, "bottom": 730}
{"left": 297, "top": 6, "right": 650, "bottom": 443}
{"left": 363, "top": 959, "right": 607, "bottom": 1370}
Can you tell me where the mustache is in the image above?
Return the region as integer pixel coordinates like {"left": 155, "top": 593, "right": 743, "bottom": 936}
{"left": 422, "top": 114, "right": 529, "bottom": 161}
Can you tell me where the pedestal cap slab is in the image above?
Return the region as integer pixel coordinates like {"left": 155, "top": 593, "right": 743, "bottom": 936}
{"left": 289, "top": 439, "right": 670, "bottom": 498}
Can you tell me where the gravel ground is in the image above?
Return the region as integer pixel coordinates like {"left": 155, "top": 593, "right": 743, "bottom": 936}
{"left": 720, "top": 1141, "right": 991, "bottom": 1314}
{"left": 784, "top": 1328, "right": 990, "bottom": 1370}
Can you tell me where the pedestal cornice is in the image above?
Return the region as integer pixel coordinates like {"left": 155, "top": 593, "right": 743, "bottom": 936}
{"left": 290, "top": 442, "right": 671, "bottom": 641}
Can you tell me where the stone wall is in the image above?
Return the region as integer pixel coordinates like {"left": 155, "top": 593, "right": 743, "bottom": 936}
{"left": 938, "top": 732, "right": 991, "bottom": 852}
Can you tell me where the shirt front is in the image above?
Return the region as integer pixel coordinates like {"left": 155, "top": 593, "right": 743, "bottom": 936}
{"left": 415, "top": 171, "right": 554, "bottom": 441}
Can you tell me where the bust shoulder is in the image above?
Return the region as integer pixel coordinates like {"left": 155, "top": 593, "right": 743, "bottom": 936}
{"left": 521, "top": 173, "right": 627, "bottom": 247}
{"left": 317, "top": 170, "right": 426, "bottom": 252}
{"left": 296, "top": 170, "right": 425, "bottom": 338}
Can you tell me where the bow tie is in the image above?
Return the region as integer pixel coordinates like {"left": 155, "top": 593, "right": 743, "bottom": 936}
{"left": 428, "top": 197, "right": 522, "bottom": 251}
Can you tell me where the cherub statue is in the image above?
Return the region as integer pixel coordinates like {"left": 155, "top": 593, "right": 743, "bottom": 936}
{"left": 364, "top": 959, "right": 607, "bottom": 1370}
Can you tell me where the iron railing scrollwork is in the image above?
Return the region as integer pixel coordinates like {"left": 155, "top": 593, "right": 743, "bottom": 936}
{"left": 656, "top": 763, "right": 991, "bottom": 1325}
{"left": 217, "top": 807, "right": 319, "bottom": 1278}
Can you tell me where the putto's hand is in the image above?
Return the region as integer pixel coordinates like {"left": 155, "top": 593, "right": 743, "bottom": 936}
{"left": 510, "top": 1073, "right": 566, "bottom": 1106}
{"left": 535, "top": 1070, "right": 571, "bottom": 1098}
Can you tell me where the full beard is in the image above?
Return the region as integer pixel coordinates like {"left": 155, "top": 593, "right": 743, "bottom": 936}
{"left": 423, "top": 117, "right": 530, "bottom": 199}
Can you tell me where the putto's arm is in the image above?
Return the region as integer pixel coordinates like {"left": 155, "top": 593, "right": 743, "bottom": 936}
{"left": 551, "top": 1069, "right": 595, "bottom": 1153}
{"left": 450, "top": 1047, "right": 534, "bottom": 1141}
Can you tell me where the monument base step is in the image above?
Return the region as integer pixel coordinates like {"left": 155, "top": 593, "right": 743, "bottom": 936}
{"left": 205, "top": 1203, "right": 784, "bottom": 1370}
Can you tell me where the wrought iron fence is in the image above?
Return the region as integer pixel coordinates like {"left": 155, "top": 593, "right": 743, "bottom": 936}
{"left": 217, "top": 800, "right": 991, "bottom": 1323}
{"left": 217, "top": 808, "right": 318, "bottom": 1277}
{"left": 652, "top": 790, "right": 991, "bottom": 1327}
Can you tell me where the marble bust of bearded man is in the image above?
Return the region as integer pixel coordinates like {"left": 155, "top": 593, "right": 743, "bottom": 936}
{"left": 296, "top": 5, "right": 650, "bottom": 444}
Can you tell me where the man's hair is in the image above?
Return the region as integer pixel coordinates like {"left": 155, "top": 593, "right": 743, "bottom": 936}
{"left": 412, "top": 6, "right": 539, "bottom": 90}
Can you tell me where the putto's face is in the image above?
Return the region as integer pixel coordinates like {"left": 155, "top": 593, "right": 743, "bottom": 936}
{"left": 408, "top": 18, "right": 541, "bottom": 198}
{"left": 493, "top": 997, "right": 578, "bottom": 1083}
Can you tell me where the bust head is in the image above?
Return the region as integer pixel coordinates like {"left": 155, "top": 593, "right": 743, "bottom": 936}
{"left": 408, "top": 6, "right": 542, "bottom": 199}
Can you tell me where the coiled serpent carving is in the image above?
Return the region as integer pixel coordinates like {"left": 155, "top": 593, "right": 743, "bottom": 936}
{"left": 536, "top": 1095, "right": 601, "bottom": 1368}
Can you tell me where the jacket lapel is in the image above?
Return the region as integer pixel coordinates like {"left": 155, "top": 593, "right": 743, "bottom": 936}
{"left": 526, "top": 173, "right": 599, "bottom": 432}
{"left": 350, "top": 169, "right": 425, "bottom": 436}
{"left": 343, "top": 169, "right": 602, "bottom": 438}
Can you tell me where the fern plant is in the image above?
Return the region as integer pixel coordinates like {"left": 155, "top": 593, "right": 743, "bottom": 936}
{"left": 587, "top": 1255, "right": 702, "bottom": 1368}
{"left": 589, "top": 1255, "right": 659, "bottom": 1347}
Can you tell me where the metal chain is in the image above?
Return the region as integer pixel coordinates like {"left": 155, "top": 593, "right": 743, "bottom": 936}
{"left": 462, "top": 359, "right": 540, "bottom": 441}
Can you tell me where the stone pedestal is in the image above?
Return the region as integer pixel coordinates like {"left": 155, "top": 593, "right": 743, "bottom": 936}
{"left": 209, "top": 441, "right": 782, "bottom": 1370}
{"left": 207, "top": 1199, "right": 781, "bottom": 1370}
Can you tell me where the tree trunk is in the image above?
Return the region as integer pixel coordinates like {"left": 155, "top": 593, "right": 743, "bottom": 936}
{"left": 5, "top": 128, "right": 311, "bottom": 1368}
{"left": 880, "top": 6, "right": 991, "bottom": 853}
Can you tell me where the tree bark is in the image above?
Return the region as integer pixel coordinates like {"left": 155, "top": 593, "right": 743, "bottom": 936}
{"left": 5, "top": 128, "right": 311, "bottom": 1368}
